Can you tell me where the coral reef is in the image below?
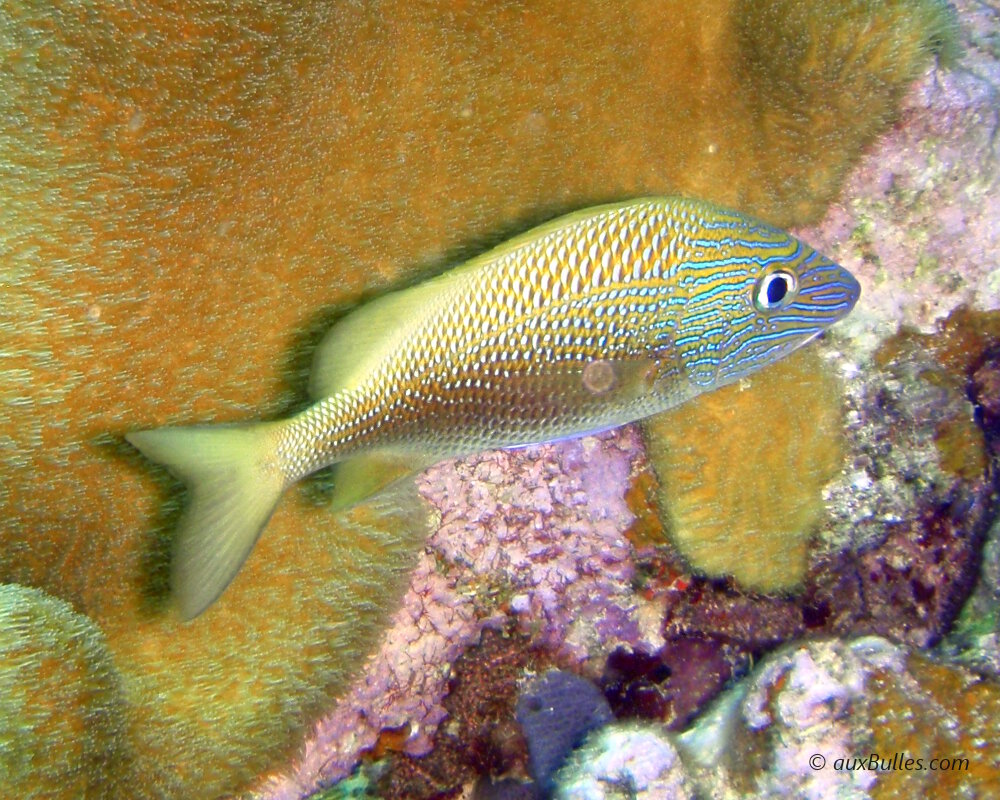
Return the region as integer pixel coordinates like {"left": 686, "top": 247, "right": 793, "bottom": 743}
{"left": 276, "top": 298, "right": 1000, "bottom": 799}
{"left": 800, "top": 0, "right": 999, "bottom": 347}
{"left": 679, "top": 636, "right": 1000, "bottom": 799}
{"left": 939, "top": 343, "right": 1000, "bottom": 678}
{"left": 813, "top": 309, "right": 996, "bottom": 648}
{"left": 0, "top": 0, "right": 963, "bottom": 797}
{"left": 380, "top": 626, "right": 539, "bottom": 799}
{"left": 643, "top": 348, "right": 845, "bottom": 592}
{"left": 630, "top": 0, "right": 1000, "bottom": 608}
{"left": 257, "top": 429, "right": 652, "bottom": 797}
{"left": 318, "top": 5, "right": 1000, "bottom": 795}
{"left": 0, "top": 584, "right": 132, "bottom": 797}
{"left": 452, "top": 636, "right": 1000, "bottom": 800}
{"left": 587, "top": 305, "right": 999, "bottom": 747}
{"left": 554, "top": 720, "right": 694, "bottom": 800}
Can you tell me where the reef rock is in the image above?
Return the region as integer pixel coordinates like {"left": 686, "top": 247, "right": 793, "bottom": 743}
{"left": 554, "top": 720, "right": 694, "bottom": 800}
{"left": 679, "top": 636, "right": 1000, "bottom": 799}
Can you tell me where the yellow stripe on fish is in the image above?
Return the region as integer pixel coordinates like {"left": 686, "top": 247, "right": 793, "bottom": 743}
{"left": 127, "top": 196, "right": 860, "bottom": 619}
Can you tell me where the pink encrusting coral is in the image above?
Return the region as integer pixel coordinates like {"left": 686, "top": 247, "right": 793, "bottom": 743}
{"left": 422, "top": 427, "right": 662, "bottom": 662}
{"left": 797, "top": 0, "right": 1000, "bottom": 351}
{"left": 256, "top": 555, "right": 488, "bottom": 797}
{"left": 256, "top": 427, "right": 659, "bottom": 797}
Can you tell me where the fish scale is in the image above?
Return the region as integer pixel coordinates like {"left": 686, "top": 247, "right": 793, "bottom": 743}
{"left": 278, "top": 198, "right": 847, "bottom": 472}
{"left": 127, "top": 196, "right": 860, "bottom": 618}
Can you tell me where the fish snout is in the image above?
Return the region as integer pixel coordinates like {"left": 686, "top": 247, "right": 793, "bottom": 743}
{"left": 791, "top": 258, "right": 862, "bottom": 324}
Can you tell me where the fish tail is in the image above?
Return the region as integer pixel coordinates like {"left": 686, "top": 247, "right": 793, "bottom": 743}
{"left": 126, "top": 422, "right": 286, "bottom": 620}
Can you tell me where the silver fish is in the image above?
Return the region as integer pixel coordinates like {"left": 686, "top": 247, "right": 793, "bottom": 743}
{"left": 128, "top": 197, "right": 860, "bottom": 618}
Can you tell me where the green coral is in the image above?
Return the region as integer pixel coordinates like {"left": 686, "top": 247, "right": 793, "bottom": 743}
{"left": 309, "top": 762, "right": 387, "bottom": 800}
{"left": 734, "top": 0, "right": 959, "bottom": 221}
{"left": 0, "top": 583, "right": 132, "bottom": 798}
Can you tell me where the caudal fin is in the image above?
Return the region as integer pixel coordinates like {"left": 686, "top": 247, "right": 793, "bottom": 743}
{"left": 126, "top": 423, "right": 285, "bottom": 620}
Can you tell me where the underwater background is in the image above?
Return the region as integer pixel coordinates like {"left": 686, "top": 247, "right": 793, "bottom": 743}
{"left": 1, "top": 0, "right": 999, "bottom": 798}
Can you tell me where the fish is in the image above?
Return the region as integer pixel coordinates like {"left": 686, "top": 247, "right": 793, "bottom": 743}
{"left": 127, "top": 196, "right": 860, "bottom": 619}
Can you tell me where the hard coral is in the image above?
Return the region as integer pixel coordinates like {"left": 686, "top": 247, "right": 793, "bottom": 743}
{"left": 259, "top": 429, "right": 651, "bottom": 798}
{"left": 801, "top": 0, "right": 1000, "bottom": 346}
{"left": 0, "top": 0, "right": 958, "bottom": 797}
{"left": 554, "top": 720, "right": 695, "bottom": 800}
{"left": 0, "top": 584, "right": 132, "bottom": 798}
{"left": 644, "top": 348, "right": 845, "bottom": 592}
{"left": 733, "top": 0, "right": 959, "bottom": 222}
{"left": 680, "top": 636, "right": 1000, "bottom": 799}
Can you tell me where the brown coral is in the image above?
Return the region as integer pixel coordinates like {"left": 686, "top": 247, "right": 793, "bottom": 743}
{"left": 0, "top": 584, "right": 132, "bottom": 798}
{"left": 868, "top": 650, "right": 1000, "bottom": 797}
{"left": 682, "top": 637, "right": 1000, "bottom": 799}
{"left": 643, "top": 348, "right": 846, "bottom": 592}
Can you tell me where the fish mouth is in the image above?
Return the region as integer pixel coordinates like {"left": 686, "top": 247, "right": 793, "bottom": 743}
{"left": 792, "top": 261, "right": 862, "bottom": 323}
{"left": 828, "top": 266, "right": 862, "bottom": 312}
{"left": 843, "top": 269, "right": 862, "bottom": 309}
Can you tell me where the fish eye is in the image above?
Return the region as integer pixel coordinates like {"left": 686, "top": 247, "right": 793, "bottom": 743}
{"left": 754, "top": 270, "right": 796, "bottom": 310}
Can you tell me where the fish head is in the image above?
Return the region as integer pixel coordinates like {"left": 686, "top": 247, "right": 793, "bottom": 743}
{"left": 670, "top": 234, "right": 860, "bottom": 390}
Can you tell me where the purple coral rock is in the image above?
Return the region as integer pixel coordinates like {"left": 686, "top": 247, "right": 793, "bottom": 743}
{"left": 256, "top": 556, "right": 488, "bottom": 800}
{"left": 419, "top": 427, "right": 659, "bottom": 663}
{"left": 797, "top": 0, "right": 1000, "bottom": 355}
{"left": 256, "top": 427, "right": 651, "bottom": 798}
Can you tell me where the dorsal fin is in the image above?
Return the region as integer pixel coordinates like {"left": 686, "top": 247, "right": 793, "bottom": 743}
{"left": 308, "top": 267, "right": 470, "bottom": 399}
{"left": 309, "top": 199, "right": 652, "bottom": 400}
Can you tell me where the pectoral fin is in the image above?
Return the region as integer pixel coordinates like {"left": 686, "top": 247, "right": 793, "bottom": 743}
{"left": 329, "top": 451, "right": 436, "bottom": 511}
